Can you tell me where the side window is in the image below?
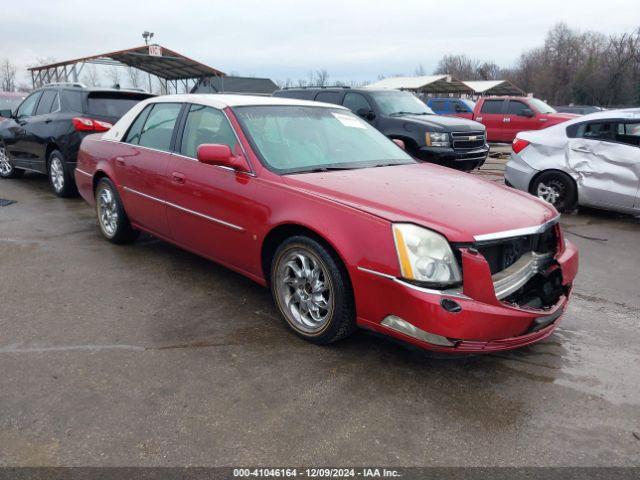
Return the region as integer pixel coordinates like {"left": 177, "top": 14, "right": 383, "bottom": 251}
{"left": 16, "top": 91, "right": 43, "bottom": 118}
{"left": 507, "top": 101, "right": 529, "bottom": 116}
{"left": 454, "top": 100, "right": 469, "bottom": 113}
{"left": 342, "top": 93, "right": 373, "bottom": 113}
{"left": 616, "top": 122, "right": 640, "bottom": 147}
{"left": 480, "top": 100, "right": 505, "bottom": 114}
{"left": 137, "top": 103, "right": 182, "bottom": 152}
{"left": 124, "top": 105, "right": 153, "bottom": 145}
{"left": 431, "top": 100, "right": 447, "bottom": 111}
{"left": 179, "top": 104, "right": 238, "bottom": 158}
{"left": 314, "top": 91, "right": 343, "bottom": 105}
{"left": 576, "top": 122, "right": 617, "bottom": 142}
{"left": 34, "top": 90, "right": 59, "bottom": 116}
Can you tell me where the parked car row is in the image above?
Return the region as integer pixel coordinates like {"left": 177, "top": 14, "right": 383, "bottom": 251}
{"left": 0, "top": 83, "right": 153, "bottom": 196}
{"left": 1, "top": 90, "right": 580, "bottom": 355}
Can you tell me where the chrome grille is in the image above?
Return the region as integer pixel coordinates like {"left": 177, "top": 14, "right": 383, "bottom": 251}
{"left": 451, "top": 131, "right": 485, "bottom": 150}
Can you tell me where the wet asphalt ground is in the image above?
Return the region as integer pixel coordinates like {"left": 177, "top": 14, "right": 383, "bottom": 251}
{"left": 0, "top": 169, "right": 639, "bottom": 467}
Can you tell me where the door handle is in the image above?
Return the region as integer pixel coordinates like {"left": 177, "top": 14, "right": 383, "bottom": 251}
{"left": 572, "top": 147, "right": 592, "bottom": 154}
{"left": 44, "top": 118, "right": 52, "bottom": 124}
{"left": 115, "top": 157, "right": 126, "bottom": 167}
{"left": 503, "top": 118, "right": 511, "bottom": 123}
{"left": 172, "top": 172, "right": 186, "bottom": 184}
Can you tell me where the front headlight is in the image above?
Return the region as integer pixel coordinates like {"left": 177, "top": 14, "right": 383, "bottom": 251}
{"left": 392, "top": 224, "right": 461, "bottom": 286}
{"left": 425, "top": 131, "right": 449, "bottom": 147}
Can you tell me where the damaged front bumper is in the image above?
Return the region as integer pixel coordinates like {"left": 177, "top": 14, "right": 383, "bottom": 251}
{"left": 355, "top": 234, "right": 579, "bottom": 354}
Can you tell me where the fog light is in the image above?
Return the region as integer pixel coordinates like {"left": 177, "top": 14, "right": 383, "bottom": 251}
{"left": 381, "top": 315, "right": 455, "bottom": 347}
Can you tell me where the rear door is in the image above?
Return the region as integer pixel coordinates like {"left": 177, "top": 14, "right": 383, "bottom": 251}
{"left": 165, "top": 104, "right": 259, "bottom": 272}
{"left": 567, "top": 119, "right": 640, "bottom": 210}
{"left": 475, "top": 99, "right": 507, "bottom": 142}
{"left": 117, "top": 102, "right": 182, "bottom": 237}
{"left": 23, "top": 89, "right": 61, "bottom": 171}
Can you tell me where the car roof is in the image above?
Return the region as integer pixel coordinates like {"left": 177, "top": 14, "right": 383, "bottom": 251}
{"left": 145, "top": 93, "right": 348, "bottom": 110}
{"left": 564, "top": 107, "right": 640, "bottom": 123}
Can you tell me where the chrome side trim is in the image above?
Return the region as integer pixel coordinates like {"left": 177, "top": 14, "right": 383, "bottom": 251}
{"left": 75, "top": 168, "right": 92, "bottom": 177}
{"left": 122, "top": 186, "right": 245, "bottom": 232}
{"left": 473, "top": 215, "right": 560, "bottom": 242}
{"left": 357, "top": 266, "right": 469, "bottom": 299}
{"left": 492, "top": 251, "right": 553, "bottom": 300}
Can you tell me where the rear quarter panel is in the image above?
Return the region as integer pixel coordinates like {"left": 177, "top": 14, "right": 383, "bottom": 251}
{"left": 75, "top": 135, "right": 121, "bottom": 206}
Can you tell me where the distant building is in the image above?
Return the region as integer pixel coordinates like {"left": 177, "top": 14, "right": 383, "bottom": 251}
{"left": 191, "top": 76, "right": 278, "bottom": 95}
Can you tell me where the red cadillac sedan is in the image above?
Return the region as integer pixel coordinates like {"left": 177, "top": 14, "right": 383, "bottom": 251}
{"left": 75, "top": 94, "right": 578, "bottom": 354}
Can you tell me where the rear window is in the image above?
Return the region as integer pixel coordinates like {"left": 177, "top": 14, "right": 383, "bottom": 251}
{"left": 86, "top": 93, "right": 151, "bottom": 119}
{"left": 314, "top": 91, "right": 343, "bottom": 104}
{"left": 480, "top": 100, "right": 505, "bottom": 114}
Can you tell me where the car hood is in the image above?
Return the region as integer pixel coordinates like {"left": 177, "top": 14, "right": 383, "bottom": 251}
{"left": 546, "top": 112, "right": 580, "bottom": 123}
{"left": 399, "top": 114, "right": 485, "bottom": 132}
{"left": 284, "top": 163, "right": 557, "bottom": 243}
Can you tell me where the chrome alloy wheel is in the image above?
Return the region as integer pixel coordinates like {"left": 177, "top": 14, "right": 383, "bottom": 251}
{"left": 275, "top": 249, "right": 334, "bottom": 334}
{"left": 0, "top": 147, "right": 12, "bottom": 176}
{"left": 536, "top": 180, "right": 565, "bottom": 206}
{"left": 97, "top": 186, "right": 119, "bottom": 238}
{"left": 50, "top": 157, "right": 65, "bottom": 192}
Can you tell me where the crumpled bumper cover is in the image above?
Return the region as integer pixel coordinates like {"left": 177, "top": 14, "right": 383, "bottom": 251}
{"left": 355, "top": 239, "right": 579, "bottom": 354}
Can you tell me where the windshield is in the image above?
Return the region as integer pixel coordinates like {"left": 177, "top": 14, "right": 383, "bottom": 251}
{"left": 369, "top": 91, "right": 434, "bottom": 116}
{"left": 234, "top": 105, "right": 415, "bottom": 174}
{"left": 461, "top": 98, "right": 476, "bottom": 110}
{"left": 529, "top": 98, "right": 556, "bottom": 114}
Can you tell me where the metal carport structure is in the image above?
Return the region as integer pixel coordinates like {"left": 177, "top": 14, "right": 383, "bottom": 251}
{"left": 28, "top": 44, "right": 225, "bottom": 93}
{"left": 462, "top": 80, "right": 525, "bottom": 97}
{"left": 364, "top": 75, "right": 472, "bottom": 94}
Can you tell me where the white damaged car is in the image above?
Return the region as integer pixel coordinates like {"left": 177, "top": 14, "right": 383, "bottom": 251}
{"left": 505, "top": 108, "right": 640, "bottom": 213}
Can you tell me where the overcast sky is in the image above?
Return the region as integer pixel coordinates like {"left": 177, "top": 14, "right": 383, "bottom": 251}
{"left": 3, "top": 0, "right": 640, "bottom": 86}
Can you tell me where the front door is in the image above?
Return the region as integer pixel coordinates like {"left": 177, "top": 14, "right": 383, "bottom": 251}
{"left": 504, "top": 99, "right": 535, "bottom": 142}
{"left": 164, "top": 104, "right": 259, "bottom": 274}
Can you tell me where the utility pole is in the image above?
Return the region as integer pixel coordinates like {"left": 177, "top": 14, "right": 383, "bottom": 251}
{"left": 142, "top": 31, "right": 155, "bottom": 93}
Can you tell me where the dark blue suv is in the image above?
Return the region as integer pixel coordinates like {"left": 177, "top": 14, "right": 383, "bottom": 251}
{"left": 427, "top": 98, "right": 476, "bottom": 119}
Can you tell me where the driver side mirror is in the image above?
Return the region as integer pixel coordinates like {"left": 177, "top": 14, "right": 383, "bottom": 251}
{"left": 356, "top": 108, "right": 376, "bottom": 121}
{"left": 0, "top": 109, "right": 13, "bottom": 118}
{"left": 521, "top": 108, "right": 535, "bottom": 118}
{"left": 196, "top": 144, "right": 250, "bottom": 172}
{"left": 454, "top": 105, "right": 467, "bottom": 113}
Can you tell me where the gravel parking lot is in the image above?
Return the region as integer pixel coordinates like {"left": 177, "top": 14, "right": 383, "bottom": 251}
{"left": 1, "top": 171, "right": 639, "bottom": 467}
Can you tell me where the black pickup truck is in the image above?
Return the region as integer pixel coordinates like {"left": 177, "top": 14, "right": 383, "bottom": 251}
{"left": 273, "top": 87, "right": 489, "bottom": 171}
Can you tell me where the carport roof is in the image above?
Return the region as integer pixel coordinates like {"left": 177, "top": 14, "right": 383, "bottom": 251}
{"left": 28, "top": 44, "right": 225, "bottom": 80}
{"left": 463, "top": 80, "right": 525, "bottom": 96}
{"left": 364, "top": 75, "right": 471, "bottom": 93}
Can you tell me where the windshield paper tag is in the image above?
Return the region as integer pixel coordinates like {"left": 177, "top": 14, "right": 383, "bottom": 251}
{"left": 332, "top": 112, "right": 366, "bottom": 129}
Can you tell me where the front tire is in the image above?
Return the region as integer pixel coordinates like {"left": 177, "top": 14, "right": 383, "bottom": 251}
{"left": 95, "top": 177, "right": 139, "bottom": 244}
{"left": 531, "top": 171, "right": 577, "bottom": 213}
{"left": 271, "top": 236, "right": 356, "bottom": 344}
{"left": 0, "top": 145, "right": 24, "bottom": 179}
{"left": 48, "top": 150, "right": 77, "bottom": 197}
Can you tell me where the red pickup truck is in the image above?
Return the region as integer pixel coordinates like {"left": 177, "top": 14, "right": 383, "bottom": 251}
{"left": 469, "top": 97, "right": 577, "bottom": 143}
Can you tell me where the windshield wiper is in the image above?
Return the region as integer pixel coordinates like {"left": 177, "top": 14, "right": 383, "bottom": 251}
{"left": 294, "top": 165, "right": 363, "bottom": 174}
{"left": 389, "top": 111, "right": 430, "bottom": 116}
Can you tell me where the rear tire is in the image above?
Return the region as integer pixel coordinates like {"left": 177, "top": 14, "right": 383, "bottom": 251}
{"left": 270, "top": 235, "right": 356, "bottom": 345}
{"left": 48, "top": 150, "right": 77, "bottom": 197}
{"left": 0, "top": 145, "right": 24, "bottom": 179}
{"left": 95, "top": 177, "right": 139, "bottom": 244}
{"left": 531, "top": 171, "right": 577, "bottom": 213}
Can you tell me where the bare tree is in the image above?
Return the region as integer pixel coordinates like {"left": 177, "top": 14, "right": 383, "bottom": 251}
{"left": 434, "top": 54, "right": 480, "bottom": 80}
{"left": 0, "top": 59, "right": 17, "bottom": 92}
{"left": 127, "top": 67, "right": 142, "bottom": 89}
{"left": 106, "top": 65, "right": 121, "bottom": 87}
{"left": 314, "top": 69, "right": 329, "bottom": 87}
{"left": 414, "top": 64, "right": 426, "bottom": 76}
{"left": 82, "top": 64, "right": 101, "bottom": 87}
